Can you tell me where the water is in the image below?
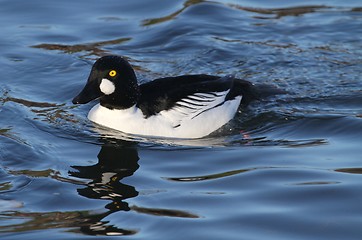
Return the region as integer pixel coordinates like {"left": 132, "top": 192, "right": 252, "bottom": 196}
{"left": 1, "top": 0, "right": 362, "bottom": 239}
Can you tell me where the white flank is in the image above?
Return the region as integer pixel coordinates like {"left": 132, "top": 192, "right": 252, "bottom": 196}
{"left": 87, "top": 92, "right": 242, "bottom": 139}
{"left": 99, "top": 78, "right": 115, "bottom": 95}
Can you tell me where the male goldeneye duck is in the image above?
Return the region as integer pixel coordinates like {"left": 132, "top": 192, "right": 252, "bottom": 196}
{"left": 72, "top": 55, "right": 259, "bottom": 139}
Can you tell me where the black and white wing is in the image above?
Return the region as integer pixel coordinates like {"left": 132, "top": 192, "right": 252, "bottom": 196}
{"left": 137, "top": 74, "right": 251, "bottom": 130}
{"left": 138, "top": 74, "right": 239, "bottom": 115}
{"left": 160, "top": 89, "right": 232, "bottom": 128}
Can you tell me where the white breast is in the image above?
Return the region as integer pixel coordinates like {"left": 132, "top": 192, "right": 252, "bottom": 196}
{"left": 87, "top": 96, "right": 242, "bottom": 139}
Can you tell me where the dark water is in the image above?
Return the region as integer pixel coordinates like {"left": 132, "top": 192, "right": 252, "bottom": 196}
{"left": 1, "top": 0, "right": 362, "bottom": 239}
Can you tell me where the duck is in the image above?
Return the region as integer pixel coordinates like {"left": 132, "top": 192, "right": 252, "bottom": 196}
{"left": 72, "top": 55, "right": 264, "bottom": 139}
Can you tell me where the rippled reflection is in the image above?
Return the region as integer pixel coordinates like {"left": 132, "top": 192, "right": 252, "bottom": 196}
{"left": 229, "top": 5, "right": 328, "bottom": 19}
{"left": 68, "top": 141, "right": 199, "bottom": 236}
{"left": 0, "top": 140, "right": 200, "bottom": 237}
{"left": 335, "top": 168, "right": 362, "bottom": 174}
{"left": 68, "top": 142, "right": 139, "bottom": 235}
{"left": 32, "top": 37, "right": 131, "bottom": 57}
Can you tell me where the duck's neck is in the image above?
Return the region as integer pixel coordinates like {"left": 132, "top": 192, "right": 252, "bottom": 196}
{"left": 100, "top": 78, "right": 140, "bottom": 110}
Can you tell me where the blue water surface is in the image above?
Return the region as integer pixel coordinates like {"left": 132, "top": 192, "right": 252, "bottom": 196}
{"left": 0, "top": 0, "right": 362, "bottom": 239}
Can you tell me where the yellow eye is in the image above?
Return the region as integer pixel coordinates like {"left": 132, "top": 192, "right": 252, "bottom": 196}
{"left": 109, "top": 70, "right": 117, "bottom": 77}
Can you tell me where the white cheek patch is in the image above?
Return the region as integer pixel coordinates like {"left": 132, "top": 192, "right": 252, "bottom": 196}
{"left": 100, "top": 78, "right": 115, "bottom": 95}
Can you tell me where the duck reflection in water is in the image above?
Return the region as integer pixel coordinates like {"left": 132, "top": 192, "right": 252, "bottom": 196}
{"left": 69, "top": 141, "right": 139, "bottom": 236}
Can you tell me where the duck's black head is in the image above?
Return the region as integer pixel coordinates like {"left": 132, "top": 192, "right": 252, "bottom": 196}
{"left": 72, "top": 55, "right": 140, "bottom": 109}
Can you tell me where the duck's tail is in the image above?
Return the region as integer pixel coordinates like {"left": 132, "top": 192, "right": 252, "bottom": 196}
{"left": 236, "top": 79, "right": 286, "bottom": 106}
{"left": 252, "top": 83, "right": 287, "bottom": 99}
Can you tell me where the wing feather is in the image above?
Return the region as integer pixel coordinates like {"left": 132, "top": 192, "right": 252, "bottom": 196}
{"left": 160, "top": 90, "right": 230, "bottom": 128}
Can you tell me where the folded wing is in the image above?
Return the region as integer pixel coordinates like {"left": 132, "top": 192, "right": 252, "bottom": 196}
{"left": 138, "top": 74, "right": 236, "bottom": 117}
{"left": 160, "top": 90, "right": 231, "bottom": 128}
